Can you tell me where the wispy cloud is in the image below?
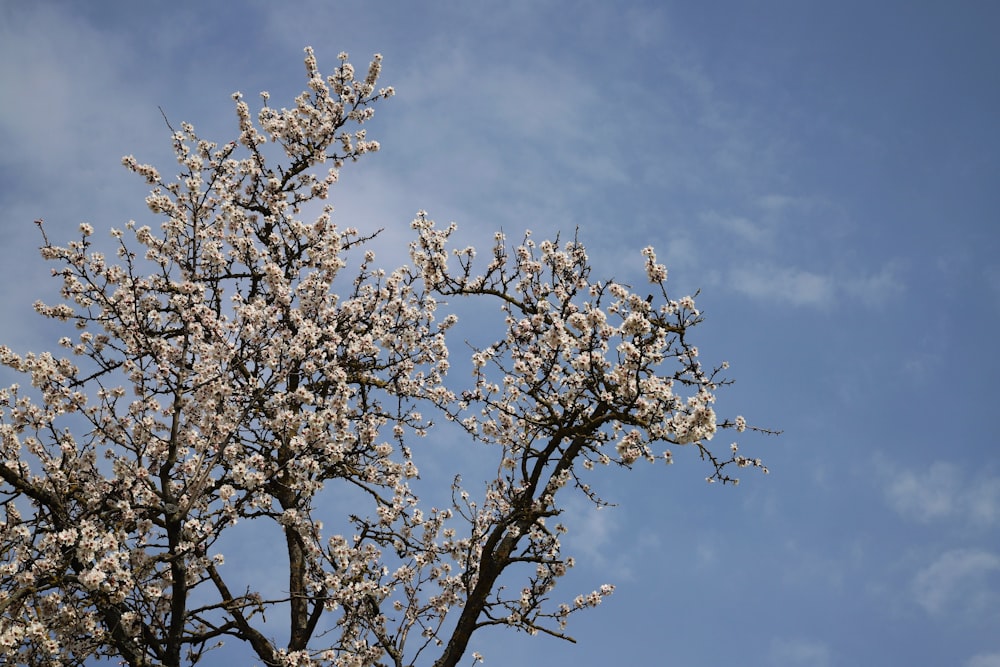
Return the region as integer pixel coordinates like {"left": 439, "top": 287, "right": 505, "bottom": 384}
{"left": 701, "top": 209, "right": 771, "bottom": 245}
{"left": 622, "top": 5, "right": 668, "bottom": 48}
{"left": 843, "top": 261, "right": 905, "bottom": 306}
{"left": 561, "top": 496, "right": 624, "bottom": 573}
{"left": 911, "top": 548, "right": 1000, "bottom": 616}
{"left": 776, "top": 538, "right": 861, "bottom": 593}
{"left": 724, "top": 258, "right": 904, "bottom": 309}
{"left": 694, "top": 539, "right": 719, "bottom": 569}
{"left": 0, "top": 6, "right": 157, "bottom": 190}
{"left": 878, "top": 459, "right": 1000, "bottom": 525}
{"left": 755, "top": 194, "right": 801, "bottom": 215}
{"left": 768, "top": 637, "right": 832, "bottom": 667}
{"left": 884, "top": 461, "right": 959, "bottom": 521}
{"left": 558, "top": 493, "right": 663, "bottom": 583}
{"left": 728, "top": 263, "right": 835, "bottom": 307}
{"left": 967, "top": 652, "right": 1000, "bottom": 667}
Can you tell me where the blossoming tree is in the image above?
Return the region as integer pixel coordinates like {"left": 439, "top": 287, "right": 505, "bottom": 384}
{"left": 0, "top": 48, "right": 770, "bottom": 667}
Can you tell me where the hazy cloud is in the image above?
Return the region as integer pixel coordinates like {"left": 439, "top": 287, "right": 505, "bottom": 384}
{"left": 967, "top": 652, "right": 1000, "bottom": 667}
{"left": 561, "top": 498, "right": 625, "bottom": 574}
{"left": 768, "top": 637, "right": 832, "bottom": 667}
{"left": 843, "top": 261, "right": 905, "bottom": 306}
{"left": 885, "top": 461, "right": 959, "bottom": 521}
{"left": 755, "top": 194, "right": 800, "bottom": 215}
{"left": 912, "top": 548, "right": 1000, "bottom": 615}
{"left": 729, "top": 263, "right": 834, "bottom": 307}
{"left": 0, "top": 6, "right": 150, "bottom": 179}
{"left": 880, "top": 459, "right": 1000, "bottom": 525}
{"left": 701, "top": 209, "right": 770, "bottom": 245}
{"left": 725, "top": 258, "right": 904, "bottom": 308}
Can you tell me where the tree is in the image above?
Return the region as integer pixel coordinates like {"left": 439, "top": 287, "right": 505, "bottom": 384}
{"left": 0, "top": 48, "right": 771, "bottom": 667}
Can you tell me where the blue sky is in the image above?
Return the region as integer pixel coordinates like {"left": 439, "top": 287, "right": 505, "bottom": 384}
{"left": 1, "top": 1, "right": 999, "bottom": 665}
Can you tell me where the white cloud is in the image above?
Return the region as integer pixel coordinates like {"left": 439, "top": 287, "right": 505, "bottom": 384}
{"left": 658, "top": 233, "right": 702, "bottom": 276}
{"left": 701, "top": 209, "right": 770, "bottom": 244}
{"left": 560, "top": 497, "right": 621, "bottom": 571}
{"left": 728, "top": 263, "right": 834, "bottom": 307}
{"left": 843, "top": 261, "right": 905, "bottom": 306}
{"left": 695, "top": 540, "right": 718, "bottom": 568}
{"left": 776, "top": 538, "right": 857, "bottom": 593}
{"left": 558, "top": 493, "right": 666, "bottom": 583}
{"left": 912, "top": 548, "right": 1000, "bottom": 615}
{"left": 967, "top": 652, "right": 1000, "bottom": 667}
{"left": 768, "top": 637, "right": 832, "bottom": 667}
{"left": 884, "top": 461, "right": 959, "bottom": 521}
{"left": 755, "top": 194, "right": 799, "bottom": 215}
{"left": 879, "top": 459, "right": 1000, "bottom": 525}
{"left": 0, "top": 6, "right": 151, "bottom": 179}
{"left": 622, "top": 5, "right": 668, "bottom": 48}
{"left": 969, "top": 477, "right": 1000, "bottom": 524}
{"left": 724, "top": 258, "right": 904, "bottom": 308}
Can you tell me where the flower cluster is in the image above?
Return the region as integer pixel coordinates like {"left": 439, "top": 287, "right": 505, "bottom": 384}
{"left": 0, "top": 47, "right": 770, "bottom": 667}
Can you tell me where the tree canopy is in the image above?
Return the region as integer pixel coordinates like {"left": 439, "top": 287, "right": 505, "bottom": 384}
{"left": 0, "top": 48, "right": 770, "bottom": 667}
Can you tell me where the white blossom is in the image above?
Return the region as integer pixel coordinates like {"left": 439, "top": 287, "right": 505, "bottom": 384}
{"left": 0, "top": 45, "right": 769, "bottom": 667}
